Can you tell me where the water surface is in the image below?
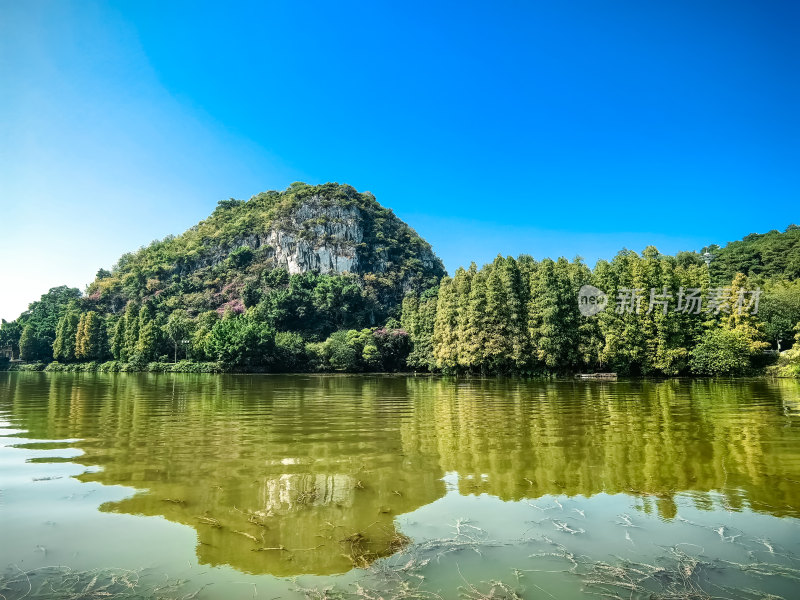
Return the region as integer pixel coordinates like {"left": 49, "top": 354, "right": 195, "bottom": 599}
{"left": 1, "top": 374, "right": 799, "bottom": 598}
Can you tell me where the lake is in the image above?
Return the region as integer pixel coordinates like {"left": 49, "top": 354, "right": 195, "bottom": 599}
{"left": 1, "top": 373, "right": 799, "bottom": 599}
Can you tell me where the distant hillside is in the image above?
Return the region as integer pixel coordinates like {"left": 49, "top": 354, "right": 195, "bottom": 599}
{"left": 705, "top": 225, "right": 800, "bottom": 284}
{"left": 87, "top": 182, "right": 445, "bottom": 320}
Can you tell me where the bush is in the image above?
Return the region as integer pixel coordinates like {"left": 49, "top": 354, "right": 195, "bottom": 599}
{"left": 171, "top": 360, "right": 224, "bottom": 373}
{"left": 99, "top": 361, "right": 123, "bottom": 372}
{"left": 13, "top": 362, "right": 47, "bottom": 371}
{"left": 322, "top": 330, "right": 360, "bottom": 372}
{"left": 690, "top": 329, "right": 754, "bottom": 376}
{"left": 273, "top": 332, "right": 308, "bottom": 371}
{"left": 207, "top": 315, "right": 274, "bottom": 368}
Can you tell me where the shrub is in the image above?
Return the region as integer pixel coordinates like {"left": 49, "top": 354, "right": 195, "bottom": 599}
{"left": 690, "top": 329, "right": 753, "bottom": 376}
{"left": 273, "top": 332, "right": 308, "bottom": 371}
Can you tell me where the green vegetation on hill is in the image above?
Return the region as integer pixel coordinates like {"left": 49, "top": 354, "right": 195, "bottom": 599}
{"left": 2, "top": 194, "right": 799, "bottom": 377}
{"left": 705, "top": 224, "right": 800, "bottom": 284}
{"left": 86, "top": 182, "right": 444, "bottom": 318}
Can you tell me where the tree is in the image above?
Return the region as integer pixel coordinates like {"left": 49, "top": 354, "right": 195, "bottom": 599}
{"left": 20, "top": 286, "right": 82, "bottom": 340}
{"left": 401, "top": 287, "right": 438, "bottom": 370}
{"left": 122, "top": 302, "right": 140, "bottom": 361}
{"left": 758, "top": 280, "right": 800, "bottom": 350}
{"left": 317, "top": 330, "right": 361, "bottom": 372}
{"left": 720, "top": 273, "right": 768, "bottom": 355}
{"left": 190, "top": 311, "right": 219, "bottom": 361}
{"left": 207, "top": 314, "right": 274, "bottom": 367}
{"left": 482, "top": 261, "right": 512, "bottom": 372}
{"left": 528, "top": 258, "right": 581, "bottom": 372}
{"left": 0, "top": 319, "right": 22, "bottom": 359}
{"left": 111, "top": 316, "right": 126, "bottom": 361}
{"left": 19, "top": 325, "right": 50, "bottom": 362}
{"left": 135, "top": 304, "right": 160, "bottom": 362}
{"left": 690, "top": 328, "right": 753, "bottom": 375}
{"left": 53, "top": 311, "right": 80, "bottom": 362}
{"left": 432, "top": 277, "right": 459, "bottom": 372}
{"left": 452, "top": 265, "right": 474, "bottom": 368}
{"left": 460, "top": 268, "right": 488, "bottom": 371}
{"left": 75, "top": 312, "right": 107, "bottom": 361}
{"left": 273, "top": 331, "right": 308, "bottom": 371}
{"left": 165, "top": 310, "right": 194, "bottom": 363}
{"left": 499, "top": 256, "right": 529, "bottom": 370}
{"left": 373, "top": 327, "right": 411, "bottom": 371}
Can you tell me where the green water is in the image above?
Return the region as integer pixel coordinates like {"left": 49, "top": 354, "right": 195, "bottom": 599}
{"left": 1, "top": 373, "right": 800, "bottom": 599}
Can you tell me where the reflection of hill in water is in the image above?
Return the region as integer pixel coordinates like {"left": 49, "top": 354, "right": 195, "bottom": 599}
{"left": 3, "top": 374, "right": 800, "bottom": 575}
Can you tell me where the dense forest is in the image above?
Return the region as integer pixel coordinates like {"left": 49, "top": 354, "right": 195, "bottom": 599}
{"left": 1, "top": 183, "right": 800, "bottom": 377}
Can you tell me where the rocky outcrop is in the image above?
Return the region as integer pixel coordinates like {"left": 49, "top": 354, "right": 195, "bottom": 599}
{"left": 264, "top": 197, "right": 362, "bottom": 275}
{"left": 194, "top": 194, "right": 443, "bottom": 284}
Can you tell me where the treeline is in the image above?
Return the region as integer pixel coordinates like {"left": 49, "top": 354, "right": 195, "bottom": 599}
{"left": 0, "top": 272, "right": 412, "bottom": 373}
{"left": 706, "top": 224, "right": 800, "bottom": 284}
{"left": 3, "top": 233, "right": 800, "bottom": 376}
{"left": 402, "top": 248, "right": 800, "bottom": 376}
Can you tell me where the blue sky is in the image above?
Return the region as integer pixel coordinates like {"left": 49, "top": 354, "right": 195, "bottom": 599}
{"left": 1, "top": 0, "right": 798, "bottom": 321}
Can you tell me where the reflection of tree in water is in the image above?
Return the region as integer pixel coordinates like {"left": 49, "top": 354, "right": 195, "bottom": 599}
{"left": 4, "top": 374, "right": 445, "bottom": 575}
{"left": 407, "top": 378, "right": 800, "bottom": 519}
{"left": 3, "top": 374, "right": 800, "bottom": 576}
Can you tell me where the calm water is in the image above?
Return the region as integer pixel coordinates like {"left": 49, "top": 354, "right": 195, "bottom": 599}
{"left": 1, "top": 374, "right": 800, "bottom": 599}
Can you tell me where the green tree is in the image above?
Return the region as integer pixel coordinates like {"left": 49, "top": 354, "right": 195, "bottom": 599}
{"left": 452, "top": 265, "right": 474, "bottom": 368}
{"left": 164, "top": 310, "right": 194, "bottom": 363}
{"left": 432, "top": 277, "right": 459, "bottom": 372}
{"left": 460, "top": 268, "right": 488, "bottom": 371}
{"left": 528, "top": 258, "right": 581, "bottom": 372}
{"left": 720, "top": 273, "right": 768, "bottom": 355}
{"left": 690, "top": 328, "right": 753, "bottom": 375}
{"left": 75, "top": 311, "right": 107, "bottom": 361}
{"left": 19, "top": 325, "right": 50, "bottom": 362}
{"left": 401, "top": 287, "right": 438, "bottom": 370}
{"left": 758, "top": 280, "right": 800, "bottom": 350}
{"left": 0, "top": 319, "right": 23, "bottom": 359}
{"left": 135, "top": 304, "right": 160, "bottom": 362}
{"left": 482, "top": 260, "right": 512, "bottom": 372}
{"left": 207, "top": 314, "right": 274, "bottom": 367}
{"left": 122, "top": 302, "right": 140, "bottom": 361}
{"left": 499, "top": 256, "right": 529, "bottom": 370}
{"left": 53, "top": 311, "right": 80, "bottom": 362}
{"left": 111, "top": 316, "right": 126, "bottom": 361}
{"left": 272, "top": 331, "right": 308, "bottom": 371}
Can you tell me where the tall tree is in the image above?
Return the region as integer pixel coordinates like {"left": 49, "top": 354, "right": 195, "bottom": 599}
{"left": 53, "top": 311, "right": 80, "bottom": 362}
{"left": 111, "top": 316, "right": 126, "bottom": 361}
{"left": 432, "top": 277, "right": 459, "bottom": 372}
{"left": 401, "top": 287, "right": 438, "bottom": 371}
{"left": 122, "top": 302, "right": 140, "bottom": 361}
{"left": 135, "top": 304, "right": 160, "bottom": 362}
{"left": 165, "top": 310, "right": 194, "bottom": 363}
{"left": 19, "top": 325, "right": 50, "bottom": 362}
{"left": 528, "top": 258, "right": 581, "bottom": 372}
{"left": 461, "top": 268, "right": 489, "bottom": 371}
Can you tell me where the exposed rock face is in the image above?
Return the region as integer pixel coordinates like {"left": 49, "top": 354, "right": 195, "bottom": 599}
{"left": 201, "top": 195, "right": 443, "bottom": 288}
{"left": 265, "top": 197, "right": 363, "bottom": 275}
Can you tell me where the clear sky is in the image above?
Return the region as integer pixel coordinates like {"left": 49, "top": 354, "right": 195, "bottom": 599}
{"left": 1, "top": 0, "right": 798, "bottom": 322}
